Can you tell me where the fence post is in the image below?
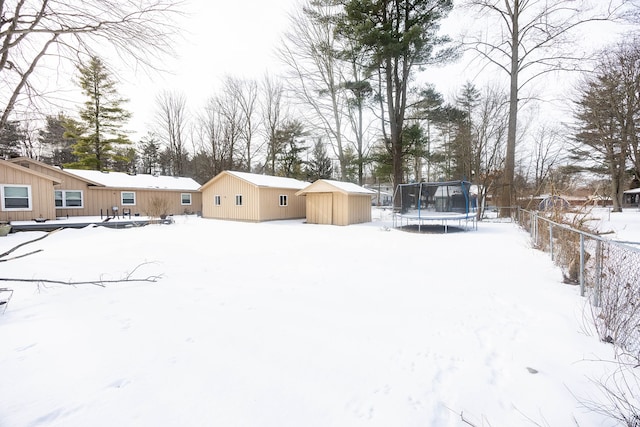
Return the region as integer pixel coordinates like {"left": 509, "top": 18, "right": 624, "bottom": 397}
{"left": 549, "top": 223, "right": 554, "bottom": 261}
{"left": 594, "top": 240, "right": 602, "bottom": 307}
{"left": 579, "top": 233, "right": 585, "bottom": 297}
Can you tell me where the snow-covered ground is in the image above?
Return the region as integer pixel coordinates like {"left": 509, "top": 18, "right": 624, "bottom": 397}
{"left": 1, "top": 208, "right": 639, "bottom": 426}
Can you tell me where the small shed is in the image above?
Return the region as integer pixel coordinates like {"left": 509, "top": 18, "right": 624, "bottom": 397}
{"left": 296, "top": 179, "right": 375, "bottom": 226}
{"left": 199, "top": 171, "right": 309, "bottom": 222}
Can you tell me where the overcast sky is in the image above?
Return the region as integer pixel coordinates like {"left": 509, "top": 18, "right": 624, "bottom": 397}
{"left": 109, "top": 0, "right": 628, "bottom": 141}
{"left": 116, "top": 0, "right": 299, "bottom": 138}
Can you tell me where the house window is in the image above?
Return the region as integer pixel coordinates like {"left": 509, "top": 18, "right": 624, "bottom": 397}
{"left": 214, "top": 195, "right": 221, "bottom": 206}
{"left": 55, "top": 190, "right": 83, "bottom": 208}
{"left": 2, "top": 185, "right": 31, "bottom": 210}
{"left": 235, "top": 194, "right": 243, "bottom": 206}
{"left": 121, "top": 191, "right": 136, "bottom": 205}
{"left": 279, "top": 195, "right": 288, "bottom": 206}
{"left": 181, "top": 193, "right": 192, "bottom": 205}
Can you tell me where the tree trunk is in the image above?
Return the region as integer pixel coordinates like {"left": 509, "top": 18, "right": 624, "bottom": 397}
{"left": 501, "top": 2, "right": 519, "bottom": 217}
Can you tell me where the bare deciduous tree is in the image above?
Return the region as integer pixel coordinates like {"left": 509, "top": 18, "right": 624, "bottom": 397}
{"left": 155, "top": 90, "right": 189, "bottom": 176}
{"left": 279, "top": 0, "right": 349, "bottom": 179}
{"left": 0, "top": 0, "right": 183, "bottom": 129}
{"left": 221, "top": 76, "right": 260, "bottom": 172}
{"left": 464, "top": 0, "right": 623, "bottom": 214}
{"left": 261, "top": 74, "right": 288, "bottom": 175}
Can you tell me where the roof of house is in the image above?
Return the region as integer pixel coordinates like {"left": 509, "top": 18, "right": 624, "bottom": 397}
{"left": 200, "top": 170, "right": 310, "bottom": 191}
{"left": 63, "top": 169, "right": 201, "bottom": 191}
{"left": 297, "top": 179, "right": 376, "bottom": 196}
{"left": 7, "top": 157, "right": 199, "bottom": 191}
{"left": 0, "top": 159, "right": 62, "bottom": 184}
{"left": 624, "top": 187, "right": 640, "bottom": 194}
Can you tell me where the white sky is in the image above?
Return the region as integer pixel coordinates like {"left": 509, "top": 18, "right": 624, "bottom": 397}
{"left": 70, "top": 0, "right": 630, "bottom": 141}
{"left": 117, "top": 0, "right": 300, "bottom": 139}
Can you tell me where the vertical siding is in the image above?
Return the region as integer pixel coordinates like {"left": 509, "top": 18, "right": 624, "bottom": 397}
{"left": 257, "top": 188, "right": 306, "bottom": 221}
{"left": 333, "top": 193, "right": 348, "bottom": 226}
{"left": 9, "top": 162, "right": 203, "bottom": 218}
{"left": 201, "top": 174, "right": 260, "bottom": 221}
{"left": 348, "top": 195, "right": 372, "bottom": 224}
{"left": 305, "top": 192, "right": 372, "bottom": 226}
{"left": 78, "top": 188, "right": 202, "bottom": 218}
{"left": 0, "top": 165, "right": 56, "bottom": 222}
{"left": 201, "top": 173, "right": 306, "bottom": 222}
{"left": 306, "top": 193, "right": 333, "bottom": 224}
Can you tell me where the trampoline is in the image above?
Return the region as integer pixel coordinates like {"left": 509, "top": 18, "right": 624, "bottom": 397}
{"left": 392, "top": 181, "right": 477, "bottom": 233}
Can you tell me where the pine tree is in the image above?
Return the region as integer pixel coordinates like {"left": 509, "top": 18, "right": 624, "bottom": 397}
{"left": 38, "top": 113, "right": 78, "bottom": 165}
{"left": 275, "top": 120, "right": 307, "bottom": 179}
{"left": 305, "top": 138, "right": 333, "bottom": 181}
{"left": 139, "top": 133, "right": 162, "bottom": 175}
{"left": 65, "top": 56, "right": 132, "bottom": 171}
{"left": 0, "top": 120, "right": 24, "bottom": 159}
{"left": 336, "top": 0, "right": 454, "bottom": 196}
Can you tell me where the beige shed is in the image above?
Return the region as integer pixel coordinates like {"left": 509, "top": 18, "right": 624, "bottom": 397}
{"left": 296, "top": 180, "right": 375, "bottom": 226}
{"left": 199, "top": 171, "right": 309, "bottom": 222}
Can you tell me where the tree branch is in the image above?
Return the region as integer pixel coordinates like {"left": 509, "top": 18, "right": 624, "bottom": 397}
{"left": 0, "top": 228, "right": 60, "bottom": 260}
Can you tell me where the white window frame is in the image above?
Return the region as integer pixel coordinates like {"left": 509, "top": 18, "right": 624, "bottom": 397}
{"left": 1, "top": 185, "right": 32, "bottom": 211}
{"left": 121, "top": 191, "right": 136, "bottom": 206}
{"left": 55, "top": 190, "right": 84, "bottom": 208}
{"left": 279, "top": 194, "right": 288, "bottom": 207}
{"left": 235, "top": 194, "right": 243, "bottom": 206}
{"left": 214, "top": 195, "right": 221, "bottom": 206}
{"left": 181, "top": 193, "right": 192, "bottom": 205}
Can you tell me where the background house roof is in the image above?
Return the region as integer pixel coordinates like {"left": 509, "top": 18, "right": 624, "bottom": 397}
{"left": 64, "top": 169, "right": 201, "bottom": 191}
{"left": 225, "top": 171, "right": 310, "bottom": 190}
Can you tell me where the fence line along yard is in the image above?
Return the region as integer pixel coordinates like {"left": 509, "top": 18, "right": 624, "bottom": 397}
{"left": 516, "top": 208, "right": 640, "bottom": 360}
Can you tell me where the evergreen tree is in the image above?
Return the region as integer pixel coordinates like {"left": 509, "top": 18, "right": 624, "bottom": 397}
{"left": 305, "top": 138, "right": 334, "bottom": 181}
{"left": 65, "top": 56, "right": 132, "bottom": 171}
{"left": 0, "top": 120, "right": 24, "bottom": 159}
{"left": 336, "top": 0, "right": 454, "bottom": 196}
{"left": 138, "top": 133, "right": 161, "bottom": 175}
{"left": 275, "top": 120, "right": 307, "bottom": 179}
{"left": 453, "top": 82, "right": 481, "bottom": 181}
{"left": 38, "top": 113, "right": 78, "bottom": 165}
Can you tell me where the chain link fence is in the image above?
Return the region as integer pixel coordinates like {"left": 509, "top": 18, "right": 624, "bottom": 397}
{"left": 517, "top": 208, "right": 640, "bottom": 361}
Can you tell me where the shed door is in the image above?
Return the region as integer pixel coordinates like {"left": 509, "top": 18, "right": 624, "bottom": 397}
{"left": 310, "top": 192, "right": 332, "bottom": 224}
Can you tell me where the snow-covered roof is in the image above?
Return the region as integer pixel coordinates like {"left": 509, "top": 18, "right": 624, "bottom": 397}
{"left": 226, "top": 171, "right": 310, "bottom": 190}
{"left": 297, "top": 179, "right": 376, "bottom": 196}
{"left": 624, "top": 187, "right": 640, "bottom": 194}
{"left": 64, "top": 169, "right": 201, "bottom": 191}
{"left": 322, "top": 180, "right": 375, "bottom": 194}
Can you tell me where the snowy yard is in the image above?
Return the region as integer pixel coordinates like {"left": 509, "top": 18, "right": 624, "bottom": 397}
{"left": 1, "top": 209, "right": 638, "bottom": 426}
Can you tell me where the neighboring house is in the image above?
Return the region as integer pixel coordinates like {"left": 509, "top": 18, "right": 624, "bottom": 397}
{"left": 624, "top": 187, "right": 640, "bottom": 206}
{"left": 200, "top": 170, "right": 308, "bottom": 222}
{"left": 296, "top": 179, "right": 375, "bottom": 226}
{"left": 0, "top": 159, "right": 61, "bottom": 222}
{"left": 7, "top": 158, "right": 202, "bottom": 218}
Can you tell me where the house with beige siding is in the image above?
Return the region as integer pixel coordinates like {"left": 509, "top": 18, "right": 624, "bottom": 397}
{"left": 296, "top": 180, "right": 375, "bottom": 226}
{"left": 7, "top": 158, "right": 202, "bottom": 218}
{"left": 200, "top": 171, "right": 308, "bottom": 222}
{"left": 0, "top": 159, "right": 61, "bottom": 222}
